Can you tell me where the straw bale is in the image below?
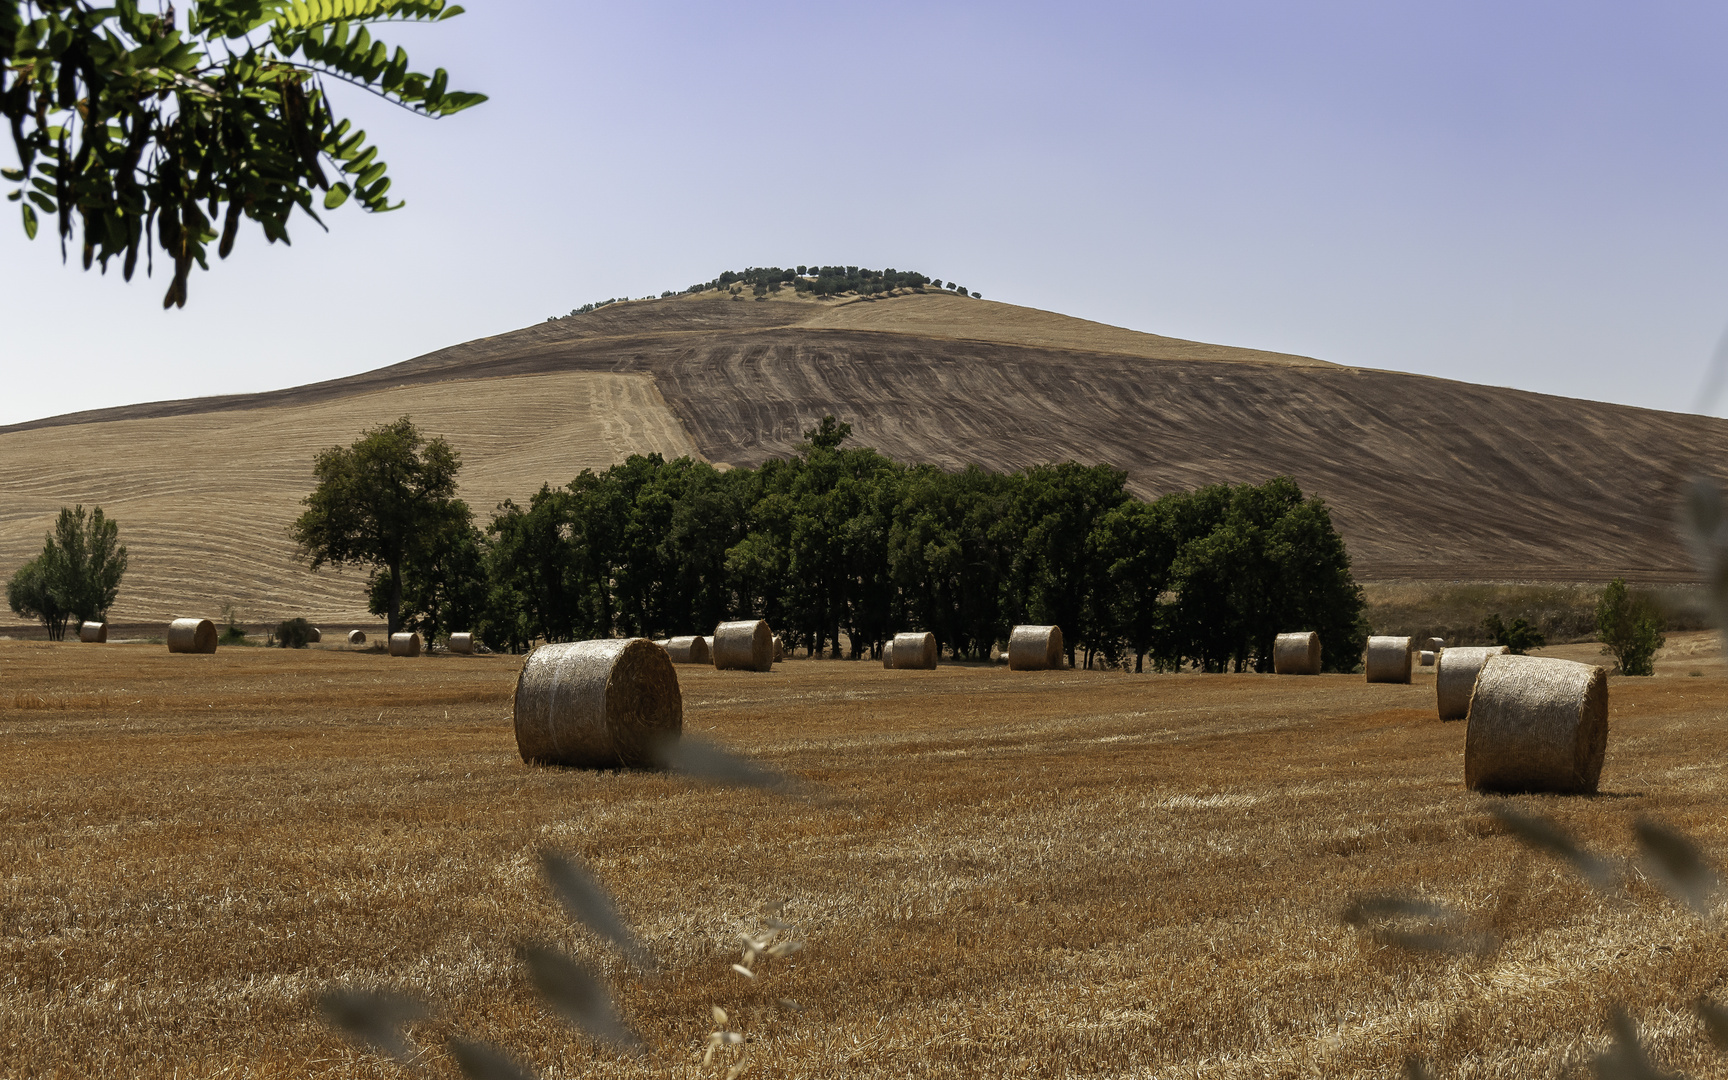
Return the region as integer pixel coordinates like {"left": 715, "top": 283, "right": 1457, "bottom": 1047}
{"left": 881, "top": 641, "right": 895, "bottom": 668}
{"left": 1008, "top": 625, "right": 1063, "bottom": 671}
{"left": 1419, "top": 649, "right": 1436, "bottom": 666}
{"left": 513, "top": 637, "right": 682, "bottom": 768}
{"left": 1364, "top": 635, "right": 1413, "bottom": 683}
{"left": 166, "top": 618, "right": 217, "bottom": 654}
{"left": 1272, "top": 631, "right": 1320, "bottom": 675}
{"left": 79, "top": 621, "right": 107, "bottom": 644}
{"left": 307, "top": 627, "right": 322, "bottom": 644}
{"left": 773, "top": 634, "right": 784, "bottom": 662}
{"left": 447, "top": 632, "right": 475, "bottom": 655}
{"left": 890, "top": 631, "right": 938, "bottom": 670}
{"left": 1426, "top": 637, "right": 1445, "bottom": 654}
{"left": 347, "top": 630, "right": 367, "bottom": 646}
{"left": 713, "top": 620, "right": 774, "bottom": 671}
{"left": 388, "top": 632, "right": 422, "bottom": 657}
{"left": 664, "top": 636, "right": 711, "bottom": 664}
{"left": 1465, "top": 655, "right": 1608, "bottom": 794}
{"left": 1435, "top": 645, "right": 1508, "bottom": 721}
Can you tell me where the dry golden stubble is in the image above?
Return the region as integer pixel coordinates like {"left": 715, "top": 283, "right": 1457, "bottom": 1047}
{"left": 6, "top": 643, "right": 1728, "bottom": 1077}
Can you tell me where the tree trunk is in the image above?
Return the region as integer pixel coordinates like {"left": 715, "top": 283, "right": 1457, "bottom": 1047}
{"left": 388, "top": 562, "right": 403, "bottom": 635}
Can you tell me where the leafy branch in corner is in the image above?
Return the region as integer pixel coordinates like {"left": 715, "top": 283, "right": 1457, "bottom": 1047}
{"left": 1, "top": 0, "right": 485, "bottom": 307}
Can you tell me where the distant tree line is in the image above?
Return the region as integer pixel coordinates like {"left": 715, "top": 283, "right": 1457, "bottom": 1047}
{"left": 299, "top": 417, "right": 1368, "bottom": 671}
{"left": 550, "top": 265, "right": 981, "bottom": 320}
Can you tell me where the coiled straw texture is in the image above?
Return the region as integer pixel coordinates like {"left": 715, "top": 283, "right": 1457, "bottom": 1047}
{"left": 1364, "top": 636, "right": 1413, "bottom": 684}
{"left": 1435, "top": 645, "right": 1508, "bottom": 721}
{"left": 890, "top": 632, "right": 938, "bottom": 670}
{"left": 1272, "top": 632, "right": 1320, "bottom": 675}
{"left": 713, "top": 620, "right": 774, "bottom": 672}
{"left": 167, "top": 618, "right": 217, "bottom": 654}
{"left": 514, "top": 638, "right": 683, "bottom": 768}
{"left": 664, "top": 636, "right": 711, "bottom": 664}
{"left": 1464, "top": 655, "right": 1607, "bottom": 794}
{"left": 1008, "top": 625, "right": 1063, "bottom": 671}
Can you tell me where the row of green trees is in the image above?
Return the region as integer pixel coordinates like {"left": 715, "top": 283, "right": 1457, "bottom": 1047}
{"left": 550, "top": 266, "right": 983, "bottom": 321}
{"left": 295, "top": 417, "right": 1369, "bottom": 670}
{"left": 5, "top": 506, "right": 128, "bottom": 640}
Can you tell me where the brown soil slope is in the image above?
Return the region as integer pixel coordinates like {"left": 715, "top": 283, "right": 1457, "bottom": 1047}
{"left": 3, "top": 292, "right": 1721, "bottom": 619}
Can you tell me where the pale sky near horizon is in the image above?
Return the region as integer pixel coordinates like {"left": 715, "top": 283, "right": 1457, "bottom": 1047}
{"left": 6, "top": 1, "right": 1728, "bottom": 426}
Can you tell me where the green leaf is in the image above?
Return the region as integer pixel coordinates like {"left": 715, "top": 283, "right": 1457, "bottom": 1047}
{"left": 323, "top": 182, "right": 351, "bottom": 209}
{"left": 0, "top": 168, "right": 23, "bottom": 182}
{"left": 27, "top": 191, "right": 56, "bottom": 213}
{"left": 22, "top": 204, "right": 38, "bottom": 240}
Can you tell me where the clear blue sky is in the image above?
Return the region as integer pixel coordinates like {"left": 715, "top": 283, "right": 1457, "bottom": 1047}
{"left": 6, "top": 0, "right": 1728, "bottom": 425}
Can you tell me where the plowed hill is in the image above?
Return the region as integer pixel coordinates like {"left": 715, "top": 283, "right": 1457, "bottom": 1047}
{"left": 2, "top": 289, "right": 1719, "bottom": 626}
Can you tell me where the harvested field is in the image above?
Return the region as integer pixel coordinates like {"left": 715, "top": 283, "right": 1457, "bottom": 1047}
{"left": 5, "top": 636, "right": 1728, "bottom": 1077}
{"left": 3, "top": 292, "right": 1723, "bottom": 632}
{"left": 0, "top": 372, "right": 696, "bottom": 625}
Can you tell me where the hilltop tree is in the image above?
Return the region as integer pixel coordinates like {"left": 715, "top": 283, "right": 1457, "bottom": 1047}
{"left": 5, "top": 505, "right": 128, "bottom": 638}
{"left": 291, "top": 416, "right": 465, "bottom": 636}
{"left": 1, "top": 1, "right": 483, "bottom": 307}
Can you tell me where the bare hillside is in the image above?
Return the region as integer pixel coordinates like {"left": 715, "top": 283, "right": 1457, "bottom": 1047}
{"left": 0, "top": 373, "right": 696, "bottom": 624}
{"left": 2, "top": 289, "right": 1720, "bottom": 628}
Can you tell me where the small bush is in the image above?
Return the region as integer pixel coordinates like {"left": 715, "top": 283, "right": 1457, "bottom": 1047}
{"left": 1482, "top": 612, "right": 1546, "bottom": 654}
{"left": 219, "top": 603, "right": 248, "bottom": 645}
{"left": 1596, "top": 578, "right": 1665, "bottom": 676}
{"left": 275, "top": 617, "right": 315, "bottom": 649}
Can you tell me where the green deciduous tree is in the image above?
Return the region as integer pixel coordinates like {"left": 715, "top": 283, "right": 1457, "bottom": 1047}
{"left": 291, "top": 415, "right": 465, "bottom": 636}
{"left": 1596, "top": 578, "right": 1665, "bottom": 676}
{"left": 1482, "top": 612, "right": 1546, "bottom": 655}
{"left": 5, "top": 504, "right": 127, "bottom": 639}
{"left": 1, "top": 0, "right": 484, "bottom": 307}
{"left": 6, "top": 556, "right": 68, "bottom": 639}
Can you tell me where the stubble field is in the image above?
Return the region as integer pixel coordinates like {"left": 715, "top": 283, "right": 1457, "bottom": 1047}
{"left": 4, "top": 639, "right": 1728, "bottom": 1079}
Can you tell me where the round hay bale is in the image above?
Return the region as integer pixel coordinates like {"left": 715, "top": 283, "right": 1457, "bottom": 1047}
{"left": 79, "top": 621, "right": 107, "bottom": 644}
{"left": 1435, "top": 645, "right": 1508, "bottom": 721}
{"left": 890, "top": 631, "right": 938, "bottom": 670}
{"left": 307, "top": 627, "right": 322, "bottom": 644}
{"left": 513, "top": 638, "right": 682, "bottom": 768}
{"left": 1272, "top": 631, "right": 1320, "bottom": 675}
{"left": 347, "top": 629, "right": 367, "bottom": 646}
{"left": 773, "top": 634, "right": 784, "bottom": 662}
{"left": 1008, "top": 625, "right": 1063, "bottom": 671}
{"left": 1426, "top": 637, "right": 1445, "bottom": 654}
{"left": 167, "top": 618, "right": 217, "bottom": 654}
{"left": 1418, "top": 649, "right": 1436, "bottom": 667}
{"left": 447, "top": 632, "right": 475, "bottom": 655}
{"left": 1364, "top": 635, "right": 1413, "bottom": 683}
{"left": 881, "top": 640, "right": 895, "bottom": 668}
{"left": 388, "top": 632, "right": 422, "bottom": 657}
{"left": 664, "top": 636, "right": 711, "bottom": 664}
{"left": 1465, "top": 655, "right": 1607, "bottom": 794}
{"left": 713, "top": 620, "right": 774, "bottom": 671}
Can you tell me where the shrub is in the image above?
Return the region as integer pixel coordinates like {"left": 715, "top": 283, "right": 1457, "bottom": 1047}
{"left": 1596, "top": 578, "right": 1665, "bottom": 676}
{"left": 219, "top": 604, "right": 248, "bottom": 645}
{"left": 1482, "top": 612, "right": 1546, "bottom": 654}
{"left": 275, "top": 618, "right": 316, "bottom": 649}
